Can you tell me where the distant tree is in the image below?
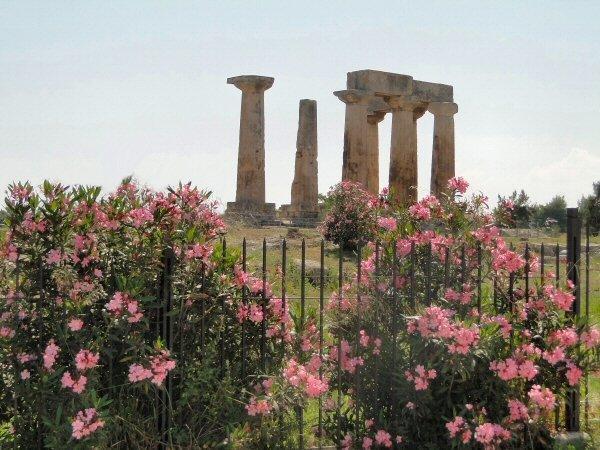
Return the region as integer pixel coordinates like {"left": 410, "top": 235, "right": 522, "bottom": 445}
{"left": 495, "top": 190, "right": 532, "bottom": 228}
{"left": 580, "top": 181, "right": 600, "bottom": 235}
{"left": 531, "top": 195, "right": 567, "bottom": 231}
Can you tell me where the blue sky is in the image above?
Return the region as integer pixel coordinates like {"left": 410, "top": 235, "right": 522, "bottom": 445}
{"left": 1, "top": 1, "right": 599, "bottom": 208}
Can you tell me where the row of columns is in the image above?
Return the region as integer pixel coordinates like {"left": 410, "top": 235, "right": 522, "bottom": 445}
{"left": 336, "top": 90, "right": 458, "bottom": 203}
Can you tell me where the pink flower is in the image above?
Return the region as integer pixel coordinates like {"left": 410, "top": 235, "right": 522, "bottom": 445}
{"left": 528, "top": 385, "right": 555, "bottom": 410}
{"left": 105, "top": 292, "right": 143, "bottom": 323}
{"left": 246, "top": 397, "right": 271, "bottom": 416}
{"left": 508, "top": 399, "right": 529, "bottom": 422}
{"left": 71, "top": 408, "right": 105, "bottom": 440}
{"left": 128, "top": 350, "right": 176, "bottom": 386}
{"left": 20, "top": 369, "right": 30, "bottom": 380}
{"left": 566, "top": 362, "right": 583, "bottom": 386}
{"left": 43, "top": 340, "right": 60, "bottom": 371}
{"left": 409, "top": 203, "right": 431, "bottom": 221}
{"left": 68, "top": 318, "right": 84, "bottom": 331}
{"left": 581, "top": 327, "right": 600, "bottom": 349}
{"left": 446, "top": 416, "right": 464, "bottom": 437}
{"left": 377, "top": 217, "right": 397, "bottom": 231}
{"left": 362, "top": 437, "right": 373, "bottom": 449}
{"left": 405, "top": 365, "right": 437, "bottom": 391}
{"left": 75, "top": 350, "right": 100, "bottom": 372}
{"left": 128, "top": 207, "right": 153, "bottom": 228}
{"left": 0, "top": 327, "right": 15, "bottom": 339}
{"left": 375, "top": 430, "right": 392, "bottom": 447}
{"left": 128, "top": 364, "right": 153, "bottom": 382}
{"left": 474, "top": 423, "right": 510, "bottom": 448}
{"left": 448, "top": 177, "right": 469, "bottom": 194}
{"left": 61, "top": 372, "right": 88, "bottom": 394}
{"left": 45, "top": 249, "right": 63, "bottom": 265}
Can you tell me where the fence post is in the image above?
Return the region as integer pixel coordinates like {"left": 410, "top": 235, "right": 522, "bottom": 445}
{"left": 158, "top": 246, "right": 175, "bottom": 448}
{"left": 565, "top": 207, "right": 581, "bottom": 432}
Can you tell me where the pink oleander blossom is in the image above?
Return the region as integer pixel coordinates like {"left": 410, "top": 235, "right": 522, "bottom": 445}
{"left": 448, "top": 176, "right": 469, "bottom": 194}
{"left": 71, "top": 408, "right": 105, "bottom": 440}
{"left": 68, "top": 318, "right": 84, "bottom": 331}
{"left": 75, "top": 350, "right": 100, "bottom": 372}
{"left": 61, "top": 371, "right": 88, "bottom": 394}
{"left": 43, "top": 340, "right": 60, "bottom": 371}
{"left": 528, "top": 385, "right": 555, "bottom": 411}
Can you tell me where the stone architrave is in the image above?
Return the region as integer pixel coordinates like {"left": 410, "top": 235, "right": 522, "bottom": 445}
{"left": 386, "top": 96, "right": 427, "bottom": 205}
{"left": 225, "top": 75, "right": 276, "bottom": 219}
{"left": 290, "top": 99, "right": 319, "bottom": 214}
{"left": 429, "top": 102, "right": 458, "bottom": 197}
{"left": 334, "top": 89, "right": 373, "bottom": 189}
{"left": 365, "top": 111, "right": 386, "bottom": 195}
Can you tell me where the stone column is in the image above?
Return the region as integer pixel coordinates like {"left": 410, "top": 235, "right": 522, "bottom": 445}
{"left": 386, "top": 97, "right": 427, "bottom": 205}
{"left": 227, "top": 75, "right": 274, "bottom": 209}
{"left": 428, "top": 102, "right": 458, "bottom": 197}
{"left": 290, "top": 99, "right": 318, "bottom": 214}
{"left": 334, "top": 89, "right": 372, "bottom": 189}
{"left": 365, "top": 111, "right": 386, "bottom": 195}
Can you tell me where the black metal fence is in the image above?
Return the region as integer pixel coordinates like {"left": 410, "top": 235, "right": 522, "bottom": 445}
{"left": 3, "top": 209, "right": 597, "bottom": 448}
{"left": 148, "top": 208, "right": 598, "bottom": 448}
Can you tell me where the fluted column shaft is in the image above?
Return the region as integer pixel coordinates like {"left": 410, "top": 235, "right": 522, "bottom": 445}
{"left": 228, "top": 76, "right": 274, "bottom": 206}
{"left": 387, "top": 98, "right": 426, "bottom": 204}
{"left": 291, "top": 99, "right": 318, "bottom": 211}
{"left": 335, "top": 90, "right": 372, "bottom": 189}
{"left": 429, "top": 102, "right": 458, "bottom": 197}
{"left": 365, "top": 112, "right": 386, "bottom": 195}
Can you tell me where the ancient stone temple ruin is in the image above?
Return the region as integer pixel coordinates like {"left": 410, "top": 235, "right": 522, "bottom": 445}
{"left": 225, "top": 70, "right": 457, "bottom": 225}
{"left": 335, "top": 70, "right": 457, "bottom": 203}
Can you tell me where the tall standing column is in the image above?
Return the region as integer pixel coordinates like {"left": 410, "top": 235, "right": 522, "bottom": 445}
{"left": 334, "top": 89, "right": 372, "bottom": 188}
{"left": 291, "top": 99, "right": 318, "bottom": 213}
{"left": 386, "top": 97, "right": 427, "bottom": 205}
{"left": 429, "top": 102, "right": 458, "bottom": 197}
{"left": 227, "top": 75, "right": 274, "bottom": 208}
{"left": 365, "top": 112, "right": 386, "bottom": 195}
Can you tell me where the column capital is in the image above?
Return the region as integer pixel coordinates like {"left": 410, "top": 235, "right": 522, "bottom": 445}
{"left": 428, "top": 102, "right": 458, "bottom": 117}
{"left": 367, "top": 111, "right": 386, "bottom": 124}
{"left": 384, "top": 95, "right": 426, "bottom": 111}
{"left": 227, "top": 75, "right": 274, "bottom": 93}
{"left": 333, "top": 89, "right": 374, "bottom": 105}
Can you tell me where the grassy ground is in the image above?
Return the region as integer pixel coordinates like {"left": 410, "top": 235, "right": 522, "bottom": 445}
{"left": 226, "top": 224, "right": 600, "bottom": 445}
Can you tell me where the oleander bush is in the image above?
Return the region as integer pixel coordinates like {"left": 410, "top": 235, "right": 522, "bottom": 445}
{"left": 0, "top": 179, "right": 290, "bottom": 448}
{"left": 1, "top": 176, "right": 599, "bottom": 449}
{"left": 320, "top": 181, "right": 378, "bottom": 250}
{"left": 247, "top": 177, "right": 600, "bottom": 449}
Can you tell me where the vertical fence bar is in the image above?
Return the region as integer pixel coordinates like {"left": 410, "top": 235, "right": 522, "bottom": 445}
{"left": 220, "top": 239, "right": 227, "bottom": 377}
{"left": 425, "top": 243, "right": 432, "bottom": 304}
{"left": 158, "top": 247, "right": 174, "bottom": 448}
{"left": 318, "top": 240, "right": 325, "bottom": 449}
{"left": 261, "top": 238, "right": 267, "bottom": 372}
{"left": 298, "top": 239, "right": 306, "bottom": 449}
{"left": 444, "top": 246, "right": 450, "bottom": 290}
{"left": 354, "top": 246, "right": 362, "bottom": 447}
{"left": 524, "top": 243, "right": 530, "bottom": 302}
{"left": 200, "top": 262, "right": 206, "bottom": 359}
{"left": 392, "top": 244, "right": 399, "bottom": 372}
{"left": 336, "top": 246, "right": 343, "bottom": 446}
{"left": 476, "top": 244, "right": 482, "bottom": 318}
{"left": 460, "top": 244, "right": 467, "bottom": 286}
{"left": 374, "top": 241, "right": 381, "bottom": 412}
{"left": 241, "top": 238, "right": 248, "bottom": 379}
{"left": 584, "top": 224, "right": 590, "bottom": 429}
{"left": 555, "top": 243, "right": 560, "bottom": 288}
{"left": 541, "top": 243, "right": 545, "bottom": 285}
{"left": 281, "top": 239, "right": 287, "bottom": 360}
{"left": 410, "top": 242, "right": 416, "bottom": 308}
{"left": 565, "top": 208, "right": 581, "bottom": 432}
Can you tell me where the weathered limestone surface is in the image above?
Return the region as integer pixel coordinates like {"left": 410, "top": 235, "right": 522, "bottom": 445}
{"left": 334, "top": 89, "right": 372, "bottom": 188}
{"left": 387, "top": 97, "right": 427, "bottom": 204}
{"left": 347, "top": 69, "right": 453, "bottom": 102}
{"left": 429, "top": 102, "right": 458, "bottom": 197}
{"left": 225, "top": 75, "right": 276, "bottom": 223}
{"left": 290, "top": 99, "right": 319, "bottom": 214}
{"left": 365, "top": 112, "right": 386, "bottom": 195}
